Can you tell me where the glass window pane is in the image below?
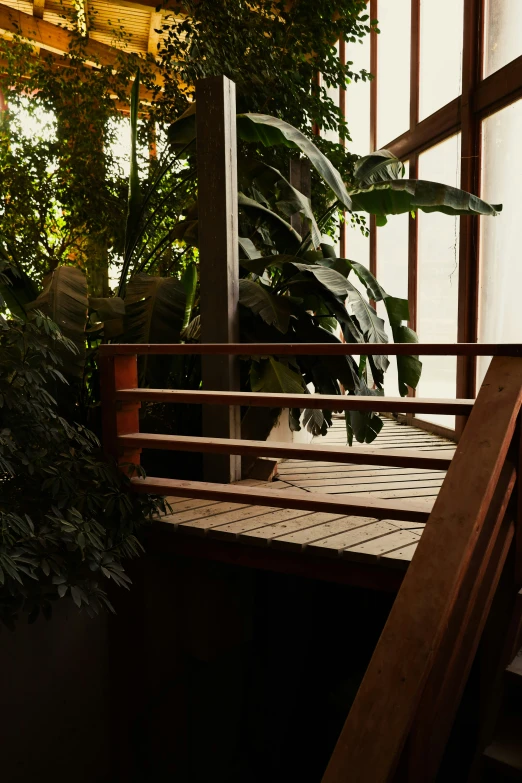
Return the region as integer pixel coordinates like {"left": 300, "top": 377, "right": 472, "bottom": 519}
{"left": 377, "top": 0, "right": 411, "bottom": 148}
{"left": 417, "top": 135, "right": 461, "bottom": 429}
{"left": 419, "top": 0, "right": 464, "bottom": 121}
{"left": 484, "top": 0, "right": 522, "bottom": 77}
{"left": 478, "top": 100, "right": 522, "bottom": 385}
{"left": 345, "top": 218, "right": 370, "bottom": 268}
{"left": 376, "top": 213, "right": 409, "bottom": 397}
{"left": 345, "top": 34, "right": 371, "bottom": 155}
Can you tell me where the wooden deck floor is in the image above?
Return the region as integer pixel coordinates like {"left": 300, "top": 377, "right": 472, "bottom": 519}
{"left": 155, "top": 418, "right": 455, "bottom": 582}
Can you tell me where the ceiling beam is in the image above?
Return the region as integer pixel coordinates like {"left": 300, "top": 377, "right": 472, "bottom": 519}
{"left": 147, "top": 9, "right": 162, "bottom": 56}
{"left": 0, "top": 3, "right": 163, "bottom": 84}
{"left": 33, "top": 0, "right": 45, "bottom": 20}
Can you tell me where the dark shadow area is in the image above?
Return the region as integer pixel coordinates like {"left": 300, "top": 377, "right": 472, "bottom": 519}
{"left": 110, "top": 553, "right": 396, "bottom": 783}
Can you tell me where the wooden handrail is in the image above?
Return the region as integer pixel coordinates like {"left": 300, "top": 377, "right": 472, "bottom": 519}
{"left": 130, "top": 476, "right": 433, "bottom": 522}
{"left": 99, "top": 342, "right": 522, "bottom": 357}
{"left": 118, "top": 433, "right": 453, "bottom": 470}
{"left": 116, "top": 388, "right": 473, "bottom": 415}
{"left": 321, "top": 355, "right": 522, "bottom": 783}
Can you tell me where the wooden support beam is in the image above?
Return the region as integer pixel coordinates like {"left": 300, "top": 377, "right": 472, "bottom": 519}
{"left": 99, "top": 354, "right": 142, "bottom": 469}
{"left": 196, "top": 75, "right": 241, "bottom": 483}
{"left": 118, "top": 432, "right": 453, "bottom": 470}
{"left": 130, "top": 476, "right": 433, "bottom": 523}
{"left": 33, "top": 0, "right": 45, "bottom": 20}
{"left": 147, "top": 9, "right": 162, "bottom": 56}
{"left": 0, "top": 3, "right": 163, "bottom": 85}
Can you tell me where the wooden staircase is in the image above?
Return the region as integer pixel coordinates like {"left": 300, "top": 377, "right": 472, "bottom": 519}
{"left": 99, "top": 341, "right": 522, "bottom": 782}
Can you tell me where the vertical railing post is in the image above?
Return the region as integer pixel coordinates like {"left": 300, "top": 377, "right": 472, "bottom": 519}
{"left": 100, "top": 352, "right": 141, "bottom": 474}
{"left": 196, "top": 75, "right": 241, "bottom": 483}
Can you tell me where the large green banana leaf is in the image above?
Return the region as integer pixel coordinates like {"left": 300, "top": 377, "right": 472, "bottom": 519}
{"left": 350, "top": 179, "right": 502, "bottom": 226}
{"left": 239, "top": 279, "right": 295, "bottom": 334}
{"left": 236, "top": 114, "right": 353, "bottom": 211}
{"left": 250, "top": 356, "right": 306, "bottom": 394}
{"left": 239, "top": 159, "right": 321, "bottom": 249}
{"left": 238, "top": 193, "right": 302, "bottom": 253}
{"left": 168, "top": 107, "right": 353, "bottom": 211}
{"left": 0, "top": 266, "right": 39, "bottom": 319}
{"left": 327, "top": 258, "right": 421, "bottom": 394}
{"left": 354, "top": 150, "right": 405, "bottom": 185}
{"left": 124, "top": 273, "right": 189, "bottom": 387}
{"left": 28, "top": 266, "right": 88, "bottom": 376}
{"left": 181, "top": 263, "right": 198, "bottom": 332}
{"left": 124, "top": 273, "right": 187, "bottom": 345}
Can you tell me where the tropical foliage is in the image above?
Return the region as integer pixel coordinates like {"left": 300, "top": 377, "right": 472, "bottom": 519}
{"left": 0, "top": 301, "right": 168, "bottom": 628}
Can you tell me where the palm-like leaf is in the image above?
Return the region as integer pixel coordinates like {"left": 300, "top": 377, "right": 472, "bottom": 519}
{"left": 124, "top": 273, "right": 186, "bottom": 344}
{"left": 354, "top": 150, "right": 405, "bottom": 184}
{"left": 239, "top": 279, "right": 295, "bottom": 334}
{"left": 350, "top": 179, "right": 502, "bottom": 226}
{"left": 28, "top": 266, "right": 88, "bottom": 375}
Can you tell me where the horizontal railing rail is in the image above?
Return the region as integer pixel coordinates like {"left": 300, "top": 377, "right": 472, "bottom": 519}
{"left": 114, "top": 388, "right": 474, "bottom": 415}
{"left": 118, "top": 433, "right": 453, "bottom": 471}
{"left": 99, "top": 342, "right": 522, "bottom": 357}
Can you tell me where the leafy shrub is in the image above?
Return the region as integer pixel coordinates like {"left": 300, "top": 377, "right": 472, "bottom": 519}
{"left": 0, "top": 309, "right": 168, "bottom": 629}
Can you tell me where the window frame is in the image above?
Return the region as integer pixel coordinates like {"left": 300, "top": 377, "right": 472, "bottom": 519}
{"left": 335, "top": 0, "right": 522, "bottom": 439}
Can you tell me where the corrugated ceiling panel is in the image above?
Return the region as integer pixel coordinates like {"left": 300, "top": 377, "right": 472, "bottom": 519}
{"left": 89, "top": 30, "right": 144, "bottom": 54}
{"left": 88, "top": 0, "right": 149, "bottom": 51}
{"left": 1, "top": 0, "right": 34, "bottom": 16}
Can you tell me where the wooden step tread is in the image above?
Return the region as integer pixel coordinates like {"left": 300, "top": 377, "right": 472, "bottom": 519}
{"left": 506, "top": 649, "right": 522, "bottom": 683}
{"left": 484, "top": 711, "right": 522, "bottom": 776}
{"left": 131, "top": 476, "right": 433, "bottom": 523}
{"left": 119, "top": 433, "right": 453, "bottom": 470}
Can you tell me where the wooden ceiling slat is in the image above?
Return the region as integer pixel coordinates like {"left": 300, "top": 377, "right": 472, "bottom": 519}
{"left": 0, "top": 2, "right": 164, "bottom": 83}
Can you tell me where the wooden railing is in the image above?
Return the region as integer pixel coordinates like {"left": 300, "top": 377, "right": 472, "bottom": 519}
{"left": 99, "top": 342, "right": 522, "bottom": 782}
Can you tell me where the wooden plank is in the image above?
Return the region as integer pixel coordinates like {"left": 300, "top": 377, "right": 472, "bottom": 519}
{"left": 344, "top": 529, "right": 422, "bottom": 562}
{"left": 285, "top": 473, "right": 445, "bottom": 489}
{"left": 99, "top": 342, "right": 522, "bottom": 357}
{"left": 474, "top": 51, "right": 522, "bottom": 118}
{"left": 309, "top": 520, "right": 400, "bottom": 555}
{"left": 130, "top": 476, "right": 433, "bottom": 522}
{"left": 180, "top": 503, "right": 283, "bottom": 531}
{"left": 239, "top": 511, "right": 347, "bottom": 542}
{"left": 382, "top": 543, "right": 419, "bottom": 563}
{"left": 163, "top": 498, "right": 220, "bottom": 517}
{"left": 208, "top": 507, "right": 315, "bottom": 540}
{"left": 279, "top": 467, "right": 446, "bottom": 481}
{"left": 116, "top": 388, "right": 474, "bottom": 415}
{"left": 322, "top": 356, "right": 522, "bottom": 783}
{"left": 118, "top": 432, "right": 454, "bottom": 470}
{"left": 302, "top": 482, "right": 443, "bottom": 496}
{"left": 196, "top": 75, "right": 241, "bottom": 483}
{"left": 272, "top": 516, "right": 383, "bottom": 551}
{"left": 163, "top": 500, "right": 248, "bottom": 525}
